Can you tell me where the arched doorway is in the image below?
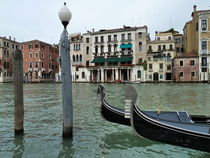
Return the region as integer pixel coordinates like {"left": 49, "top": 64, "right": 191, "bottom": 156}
{"left": 153, "top": 72, "right": 159, "bottom": 81}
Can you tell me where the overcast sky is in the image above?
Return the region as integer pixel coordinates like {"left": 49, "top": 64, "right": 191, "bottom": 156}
{"left": 0, "top": 0, "right": 208, "bottom": 44}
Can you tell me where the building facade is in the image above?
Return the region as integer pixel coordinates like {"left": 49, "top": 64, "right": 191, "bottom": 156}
{"left": 183, "top": 6, "right": 210, "bottom": 81}
{"left": 88, "top": 26, "right": 148, "bottom": 82}
{"left": 146, "top": 31, "right": 181, "bottom": 82}
{"left": 0, "top": 36, "right": 19, "bottom": 82}
{"left": 20, "top": 40, "right": 59, "bottom": 82}
{"left": 173, "top": 53, "right": 199, "bottom": 82}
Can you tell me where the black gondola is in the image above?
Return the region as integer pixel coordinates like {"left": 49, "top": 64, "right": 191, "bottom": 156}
{"left": 128, "top": 85, "right": 210, "bottom": 152}
{"left": 98, "top": 85, "right": 210, "bottom": 152}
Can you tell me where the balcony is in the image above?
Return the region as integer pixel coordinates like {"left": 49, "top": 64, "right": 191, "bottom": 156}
{"left": 34, "top": 68, "right": 38, "bottom": 72}
{"left": 200, "top": 50, "right": 208, "bottom": 55}
{"left": 28, "top": 68, "right": 32, "bottom": 72}
{"left": 94, "top": 41, "right": 104, "bottom": 44}
{"left": 148, "top": 69, "right": 153, "bottom": 72}
{"left": 121, "top": 39, "right": 132, "bottom": 42}
{"left": 107, "top": 40, "right": 118, "bottom": 43}
{"left": 159, "top": 69, "right": 164, "bottom": 72}
{"left": 49, "top": 68, "right": 53, "bottom": 72}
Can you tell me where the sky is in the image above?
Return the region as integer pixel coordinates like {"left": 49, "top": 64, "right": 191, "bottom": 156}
{"left": 0, "top": 0, "right": 208, "bottom": 44}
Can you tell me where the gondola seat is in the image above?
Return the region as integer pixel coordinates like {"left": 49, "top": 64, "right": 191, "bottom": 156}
{"left": 177, "top": 111, "right": 193, "bottom": 123}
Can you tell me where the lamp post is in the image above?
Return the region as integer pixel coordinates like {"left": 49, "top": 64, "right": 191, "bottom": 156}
{"left": 59, "top": 2, "right": 73, "bottom": 138}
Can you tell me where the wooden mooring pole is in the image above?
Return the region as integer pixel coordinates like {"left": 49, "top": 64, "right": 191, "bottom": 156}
{"left": 59, "top": 3, "right": 73, "bottom": 138}
{"left": 13, "top": 49, "right": 24, "bottom": 136}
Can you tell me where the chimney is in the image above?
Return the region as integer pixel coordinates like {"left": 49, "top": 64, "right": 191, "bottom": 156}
{"left": 193, "top": 5, "right": 197, "bottom": 12}
{"left": 9, "top": 36, "right": 11, "bottom": 40}
{"left": 14, "top": 38, "right": 16, "bottom": 42}
{"left": 92, "top": 28, "right": 95, "bottom": 33}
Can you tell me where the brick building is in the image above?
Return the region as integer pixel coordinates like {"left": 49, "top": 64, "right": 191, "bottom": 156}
{"left": 173, "top": 53, "right": 199, "bottom": 82}
{"left": 20, "top": 40, "right": 59, "bottom": 82}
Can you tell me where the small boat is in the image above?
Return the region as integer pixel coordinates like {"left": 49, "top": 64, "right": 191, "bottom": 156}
{"left": 128, "top": 85, "right": 210, "bottom": 152}
{"left": 98, "top": 85, "right": 210, "bottom": 152}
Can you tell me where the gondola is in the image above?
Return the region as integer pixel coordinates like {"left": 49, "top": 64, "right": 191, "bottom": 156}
{"left": 128, "top": 85, "right": 210, "bottom": 152}
{"left": 97, "top": 85, "right": 210, "bottom": 127}
{"left": 98, "top": 85, "right": 210, "bottom": 152}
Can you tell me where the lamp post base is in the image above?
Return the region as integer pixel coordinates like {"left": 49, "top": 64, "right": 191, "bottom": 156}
{"left": 15, "top": 129, "right": 24, "bottom": 136}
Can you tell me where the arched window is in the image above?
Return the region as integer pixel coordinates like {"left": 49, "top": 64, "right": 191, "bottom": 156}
{"left": 78, "top": 44, "right": 80, "bottom": 50}
{"left": 139, "top": 42, "right": 142, "bottom": 51}
{"left": 76, "top": 55, "right": 79, "bottom": 62}
{"left": 82, "top": 72, "right": 85, "bottom": 78}
{"left": 114, "top": 44, "right": 118, "bottom": 52}
{"left": 86, "top": 46, "right": 89, "bottom": 55}
{"left": 80, "top": 55, "right": 82, "bottom": 61}
{"left": 137, "top": 70, "right": 141, "bottom": 78}
{"left": 73, "top": 55, "right": 75, "bottom": 62}
{"left": 74, "top": 44, "right": 76, "bottom": 50}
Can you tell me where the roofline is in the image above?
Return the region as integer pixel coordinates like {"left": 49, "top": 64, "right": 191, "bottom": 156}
{"left": 0, "top": 36, "right": 19, "bottom": 44}
{"left": 20, "top": 39, "right": 53, "bottom": 46}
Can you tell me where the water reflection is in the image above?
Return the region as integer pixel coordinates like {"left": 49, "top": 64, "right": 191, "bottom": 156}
{"left": 57, "top": 139, "right": 74, "bottom": 158}
{"left": 12, "top": 136, "right": 24, "bottom": 158}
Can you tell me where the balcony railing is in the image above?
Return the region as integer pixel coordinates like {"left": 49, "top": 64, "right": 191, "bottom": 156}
{"left": 28, "top": 68, "right": 32, "bottom": 72}
{"left": 34, "top": 68, "right": 38, "bottom": 72}
{"left": 41, "top": 68, "right": 46, "bottom": 72}
{"left": 200, "top": 50, "right": 208, "bottom": 55}
{"left": 121, "top": 39, "right": 132, "bottom": 42}
{"left": 107, "top": 40, "right": 118, "bottom": 43}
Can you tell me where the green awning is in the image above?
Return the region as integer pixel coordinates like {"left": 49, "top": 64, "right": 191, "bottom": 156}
{"left": 120, "top": 44, "right": 132, "bottom": 49}
{"left": 106, "top": 58, "right": 118, "bottom": 62}
{"left": 118, "top": 57, "right": 133, "bottom": 62}
{"left": 91, "top": 58, "right": 106, "bottom": 63}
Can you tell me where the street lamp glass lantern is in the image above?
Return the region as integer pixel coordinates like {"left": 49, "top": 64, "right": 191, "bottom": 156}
{"left": 59, "top": 2, "right": 72, "bottom": 28}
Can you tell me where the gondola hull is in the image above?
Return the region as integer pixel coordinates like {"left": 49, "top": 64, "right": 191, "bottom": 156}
{"left": 131, "top": 105, "right": 210, "bottom": 152}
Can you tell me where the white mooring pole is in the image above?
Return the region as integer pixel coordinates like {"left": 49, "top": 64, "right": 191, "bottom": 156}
{"left": 59, "top": 2, "right": 73, "bottom": 138}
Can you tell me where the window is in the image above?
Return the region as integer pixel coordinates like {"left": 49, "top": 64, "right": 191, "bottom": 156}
{"left": 35, "top": 62, "right": 38, "bottom": 68}
{"left": 190, "top": 60, "right": 195, "bottom": 66}
{"left": 41, "top": 62, "right": 44, "bottom": 68}
{"left": 159, "top": 63, "right": 163, "bottom": 69}
{"left": 201, "top": 41, "right": 207, "bottom": 50}
{"left": 86, "top": 61, "right": 89, "bottom": 66}
{"left": 101, "top": 45, "right": 104, "bottom": 53}
{"left": 137, "top": 70, "right": 141, "bottom": 78}
{"left": 139, "top": 42, "right": 142, "bottom": 51}
{"left": 179, "top": 72, "right": 184, "bottom": 78}
{"left": 167, "top": 65, "right": 171, "bottom": 70}
{"left": 108, "top": 35, "right": 111, "bottom": 42}
{"left": 168, "top": 36, "right": 171, "bottom": 40}
{"left": 12, "top": 44, "right": 14, "bottom": 49}
{"left": 148, "top": 46, "right": 152, "bottom": 51}
{"left": 36, "top": 53, "right": 38, "bottom": 58}
{"left": 95, "top": 37, "right": 98, "bottom": 43}
{"left": 76, "top": 67, "right": 79, "bottom": 71}
{"left": 41, "top": 45, "right": 45, "bottom": 49}
{"left": 21, "top": 46, "right": 23, "bottom": 50}
{"left": 157, "top": 37, "right": 160, "bottom": 41}
{"left": 176, "top": 47, "right": 180, "bottom": 53}
{"left": 41, "top": 53, "right": 44, "bottom": 58}
{"left": 73, "top": 55, "right": 75, "bottom": 62}
{"left": 149, "top": 75, "right": 152, "bottom": 79}
{"left": 196, "top": 22, "right": 198, "bottom": 31}
{"left": 114, "top": 44, "right": 117, "bottom": 52}
{"left": 149, "top": 64, "right": 153, "bottom": 69}
{"left": 80, "top": 55, "right": 82, "bottom": 61}
{"left": 191, "top": 72, "right": 195, "bottom": 78}
{"left": 95, "top": 46, "right": 98, "bottom": 54}
{"left": 179, "top": 60, "right": 184, "bottom": 67}
{"left": 29, "top": 62, "right": 32, "bottom": 68}
{"left": 169, "top": 44, "right": 173, "bottom": 50}
{"left": 108, "top": 44, "right": 112, "bottom": 52}
{"left": 163, "top": 45, "right": 166, "bottom": 50}
{"left": 114, "top": 35, "right": 117, "bottom": 41}
{"left": 128, "top": 33, "right": 131, "bottom": 40}
{"left": 29, "top": 53, "right": 33, "bottom": 58}
{"left": 121, "top": 34, "right": 125, "bottom": 41}
{"left": 138, "top": 32, "right": 142, "bottom": 38}
{"left": 100, "top": 36, "right": 104, "bottom": 43}
{"left": 82, "top": 72, "right": 85, "bottom": 79}
{"left": 35, "top": 44, "right": 39, "bottom": 48}
{"left": 76, "top": 55, "right": 79, "bottom": 62}
{"left": 160, "top": 74, "right": 163, "bottom": 79}
{"left": 202, "top": 57, "right": 207, "bottom": 66}
{"left": 158, "top": 45, "right": 161, "bottom": 51}
{"left": 175, "top": 38, "right": 180, "bottom": 43}
{"left": 86, "top": 38, "right": 89, "bottom": 43}
{"left": 29, "top": 45, "right": 33, "bottom": 49}
{"left": 201, "top": 19, "right": 207, "bottom": 31}
{"left": 86, "top": 46, "right": 89, "bottom": 55}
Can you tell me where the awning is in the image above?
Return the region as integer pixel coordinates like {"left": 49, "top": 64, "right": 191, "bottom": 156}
{"left": 120, "top": 44, "right": 132, "bottom": 49}
{"left": 91, "top": 58, "right": 106, "bottom": 63}
{"left": 118, "top": 57, "right": 133, "bottom": 62}
{"left": 106, "top": 58, "right": 118, "bottom": 62}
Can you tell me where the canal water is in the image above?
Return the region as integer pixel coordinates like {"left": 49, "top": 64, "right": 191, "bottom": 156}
{"left": 0, "top": 83, "right": 210, "bottom": 158}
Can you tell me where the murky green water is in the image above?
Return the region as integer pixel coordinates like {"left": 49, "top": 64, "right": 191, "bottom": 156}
{"left": 0, "top": 83, "right": 210, "bottom": 158}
